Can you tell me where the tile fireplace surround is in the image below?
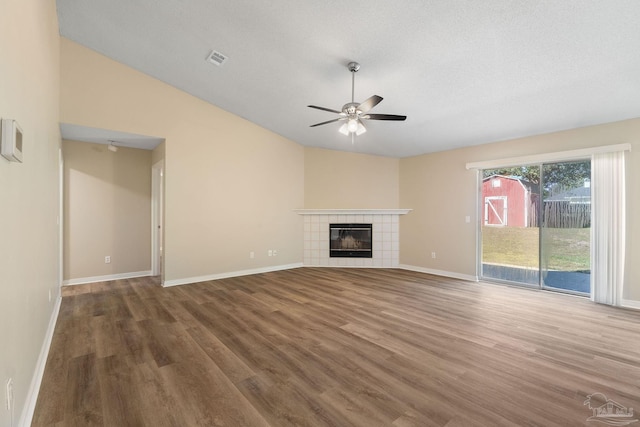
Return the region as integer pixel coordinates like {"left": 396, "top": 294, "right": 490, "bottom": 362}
{"left": 295, "top": 209, "right": 412, "bottom": 267}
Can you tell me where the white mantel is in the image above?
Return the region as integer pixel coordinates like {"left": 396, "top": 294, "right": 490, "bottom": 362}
{"left": 295, "top": 209, "right": 412, "bottom": 268}
{"left": 294, "top": 209, "right": 412, "bottom": 215}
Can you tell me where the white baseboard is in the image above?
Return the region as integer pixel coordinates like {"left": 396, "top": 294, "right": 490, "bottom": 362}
{"left": 19, "top": 294, "right": 62, "bottom": 427}
{"left": 399, "top": 264, "right": 478, "bottom": 282}
{"left": 622, "top": 298, "right": 640, "bottom": 310}
{"left": 62, "top": 270, "right": 152, "bottom": 286}
{"left": 162, "top": 263, "right": 304, "bottom": 287}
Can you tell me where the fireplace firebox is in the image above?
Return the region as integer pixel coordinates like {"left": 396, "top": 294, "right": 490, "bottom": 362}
{"left": 329, "top": 223, "right": 372, "bottom": 258}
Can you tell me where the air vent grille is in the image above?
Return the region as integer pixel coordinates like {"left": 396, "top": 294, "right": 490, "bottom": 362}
{"left": 206, "top": 50, "right": 228, "bottom": 67}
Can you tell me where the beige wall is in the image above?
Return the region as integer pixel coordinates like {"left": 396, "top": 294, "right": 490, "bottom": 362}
{"left": 400, "top": 149, "right": 478, "bottom": 277}
{"left": 304, "top": 147, "right": 399, "bottom": 208}
{"left": 60, "top": 39, "right": 304, "bottom": 284}
{"left": 0, "top": 0, "right": 60, "bottom": 424}
{"left": 63, "top": 140, "right": 152, "bottom": 281}
{"left": 400, "top": 118, "right": 640, "bottom": 300}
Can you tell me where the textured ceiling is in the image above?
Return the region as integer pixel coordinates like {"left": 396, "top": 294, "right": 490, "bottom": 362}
{"left": 56, "top": 1, "right": 640, "bottom": 158}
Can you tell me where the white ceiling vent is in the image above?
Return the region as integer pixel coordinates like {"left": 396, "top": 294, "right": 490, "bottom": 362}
{"left": 206, "top": 50, "right": 228, "bottom": 67}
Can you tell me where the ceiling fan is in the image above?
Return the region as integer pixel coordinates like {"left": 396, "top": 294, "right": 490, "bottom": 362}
{"left": 308, "top": 61, "right": 407, "bottom": 141}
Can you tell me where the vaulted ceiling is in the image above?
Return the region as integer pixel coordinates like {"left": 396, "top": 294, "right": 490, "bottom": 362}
{"left": 56, "top": 1, "right": 640, "bottom": 157}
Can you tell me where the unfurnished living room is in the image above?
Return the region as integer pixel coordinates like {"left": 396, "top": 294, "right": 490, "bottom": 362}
{"left": 2, "top": 1, "right": 640, "bottom": 426}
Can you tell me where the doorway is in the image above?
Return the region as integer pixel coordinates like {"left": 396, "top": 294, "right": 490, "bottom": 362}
{"left": 481, "top": 160, "right": 591, "bottom": 295}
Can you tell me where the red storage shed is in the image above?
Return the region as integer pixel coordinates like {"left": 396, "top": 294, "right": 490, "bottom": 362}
{"left": 482, "top": 175, "right": 537, "bottom": 227}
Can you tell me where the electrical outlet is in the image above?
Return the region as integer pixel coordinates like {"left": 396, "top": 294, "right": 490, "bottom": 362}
{"left": 272, "top": 250, "right": 278, "bottom": 256}
{"left": 268, "top": 250, "right": 273, "bottom": 257}
{"left": 105, "top": 256, "right": 111, "bottom": 264}
{"left": 249, "top": 251, "right": 255, "bottom": 259}
{"left": 431, "top": 252, "right": 436, "bottom": 259}
{"left": 6, "top": 378, "right": 13, "bottom": 411}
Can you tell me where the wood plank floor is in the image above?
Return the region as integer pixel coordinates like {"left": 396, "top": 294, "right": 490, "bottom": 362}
{"left": 32, "top": 268, "right": 640, "bottom": 426}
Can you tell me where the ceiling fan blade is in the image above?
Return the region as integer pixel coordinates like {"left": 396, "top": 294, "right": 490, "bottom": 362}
{"left": 310, "top": 118, "right": 345, "bottom": 127}
{"left": 362, "top": 113, "right": 407, "bottom": 121}
{"left": 308, "top": 105, "right": 342, "bottom": 114}
{"left": 358, "top": 95, "right": 383, "bottom": 113}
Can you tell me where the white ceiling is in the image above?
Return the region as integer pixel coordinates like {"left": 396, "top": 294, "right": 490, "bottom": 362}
{"left": 56, "top": 1, "right": 640, "bottom": 158}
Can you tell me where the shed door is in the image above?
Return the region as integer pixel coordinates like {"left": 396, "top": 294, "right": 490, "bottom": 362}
{"left": 484, "top": 196, "right": 507, "bottom": 226}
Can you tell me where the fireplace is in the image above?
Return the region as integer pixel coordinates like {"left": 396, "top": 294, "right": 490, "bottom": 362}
{"left": 329, "top": 223, "right": 372, "bottom": 258}
{"left": 296, "top": 209, "right": 411, "bottom": 267}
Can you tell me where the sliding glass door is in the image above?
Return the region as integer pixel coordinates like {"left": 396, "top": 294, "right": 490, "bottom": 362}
{"left": 481, "top": 167, "right": 540, "bottom": 286}
{"left": 481, "top": 160, "right": 591, "bottom": 295}
{"left": 540, "top": 161, "right": 591, "bottom": 293}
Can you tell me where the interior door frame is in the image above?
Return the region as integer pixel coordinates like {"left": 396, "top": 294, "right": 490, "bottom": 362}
{"left": 58, "top": 147, "right": 64, "bottom": 292}
{"left": 151, "top": 160, "right": 164, "bottom": 280}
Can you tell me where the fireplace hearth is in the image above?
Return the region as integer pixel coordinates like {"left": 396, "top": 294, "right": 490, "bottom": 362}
{"left": 330, "top": 223, "right": 372, "bottom": 258}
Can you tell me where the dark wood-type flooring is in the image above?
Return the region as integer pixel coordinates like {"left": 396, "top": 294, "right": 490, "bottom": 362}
{"left": 33, "top": 268, "right": 640, "bottom": 426}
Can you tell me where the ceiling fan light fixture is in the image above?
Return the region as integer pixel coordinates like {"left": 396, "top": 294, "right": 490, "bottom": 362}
{"left": 308, "top": 61, "right": 406, "bottom": 139}
{"left": 347, "top": 118, "right": 359, "bottom": 133}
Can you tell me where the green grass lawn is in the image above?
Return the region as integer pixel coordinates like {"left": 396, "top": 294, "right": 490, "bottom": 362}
{"left": 482, "top": 226, "right": 590, "bottom": 271}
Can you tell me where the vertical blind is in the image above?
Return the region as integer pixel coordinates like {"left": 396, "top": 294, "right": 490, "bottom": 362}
{"left": 591, "top": 150, "right": 626, "bottom": 306}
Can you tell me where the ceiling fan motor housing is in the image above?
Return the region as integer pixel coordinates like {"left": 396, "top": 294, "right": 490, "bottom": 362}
{"left": 343, "top": 102, "right": 360, "bottom": 115}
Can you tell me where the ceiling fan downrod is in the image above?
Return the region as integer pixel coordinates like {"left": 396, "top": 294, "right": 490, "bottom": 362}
{"left": 348, "top": 61, "right": 360, "bottom": 103}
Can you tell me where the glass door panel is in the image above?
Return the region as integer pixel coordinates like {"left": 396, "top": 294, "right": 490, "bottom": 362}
{"left": 481, "top": 167, "right": 540, "bottom": 286}
{"left": 540, "top": 160, "right": 591, "bottom": 294}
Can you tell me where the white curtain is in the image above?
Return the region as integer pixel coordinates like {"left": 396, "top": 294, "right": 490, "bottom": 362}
{"left": 591, "top": 150, "right": 627, "bottom": 305}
